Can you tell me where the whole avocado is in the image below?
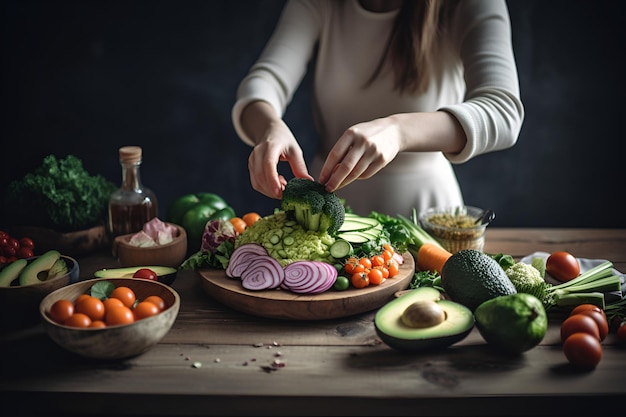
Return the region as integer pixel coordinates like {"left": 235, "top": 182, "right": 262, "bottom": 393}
{"left": 441, "top": 249, "right": 516, "bottom": 311}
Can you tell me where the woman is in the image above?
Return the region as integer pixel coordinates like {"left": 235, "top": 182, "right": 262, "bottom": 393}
{"left": 231, "top": 0, "right": 524, "bottom": 217}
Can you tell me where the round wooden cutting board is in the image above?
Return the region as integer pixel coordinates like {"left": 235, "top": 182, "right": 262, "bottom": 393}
{"left": 197, "top": 252, "right": 415, "bottom": 320}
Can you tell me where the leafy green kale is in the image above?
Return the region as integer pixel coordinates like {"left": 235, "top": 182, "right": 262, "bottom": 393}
{"left": 280, "top": 178, "right": 345, "bottom": 235}
{"left": 5, "top": 154, "right": 117, "bottom": 231}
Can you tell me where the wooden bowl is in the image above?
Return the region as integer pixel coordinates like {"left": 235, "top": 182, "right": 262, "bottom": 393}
{"left": 0, "top": 255, "right": 79, "bottom": 332}
{"left": 8, "top": 224, "right": 108, "bottom": 257}
{"left": 39, "top": 278, "right": 180, "bottom": 360}
{"left": 112, "top": 223, "right": 187, "bottom": 268}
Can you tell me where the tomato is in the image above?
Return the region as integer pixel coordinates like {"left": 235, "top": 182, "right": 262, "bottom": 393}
{"left": 89, "top": 320, "right": 107, "bottom": 329}
{"left": 143, "top": 295, "right": 166, "bottom": 312}
{"left": 134, "top": 301, "right": 160, "bottom": 320}
{"left": 19, "top": 237, "right": 34, "bottom": 249}
{"left": 546, "top": 251, "right": 580, "bottom": 282}
{"left": 132, "top": 268, "right": 158, "bottom": 281}
{"left": 351, "top": 272, "right": 369, "bottom": 289}
{"left": 75, "top": 296, "right": 105, "bottom": 321}
{"left": 229, "top": 217, "right": 247, "bottom": 234}
{"left": 367, "top": 268, "right": 385, "bottom": 285}
{"left": 103, "top": 297, "right": 124, "bottom": 311}
{"left": 16, "top": 246, "right": 34, "bottom": 259}
{"left": 570, "top": 303, "right": 606, "bottom": 319}
{"left": 576, "top": 310, "right": 609, "bottom": 341}
{"left": 242, "top": 212, "right": 261, "bottom": 227}
{"left": 65, "top": 312, "right": 92, "bottom": 328}
{"left": 49, "top": 299, "right": 74, "bottom": 324}
{"left": 343, "top": 257, "right": 359, "bottom": 274}
{"left": 560, "top": 314, "right": 600, "bottom": 341}
{"left": 386, "top": 260, "right": 400, "bottom": 278}
{"left": 562, "top": 332, "right": 602, "bottom": 368}
{"left": 333, "top": 275, "right": 350, "bottom": 291}
{"left": 105, "top": 305, "right": 135, "bottom": 326}
{"left": 358, "top": 257, "right": 373, "bottom": 269}
{"left": 110, "top": 286, "right": 137, "bottom": 308}
{"left": 370, "top": 255, "right": 385, "bottom": 267}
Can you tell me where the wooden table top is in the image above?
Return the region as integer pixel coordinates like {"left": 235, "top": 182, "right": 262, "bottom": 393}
{"left": 1, "top": 228, "right": 625, "bottom": 416}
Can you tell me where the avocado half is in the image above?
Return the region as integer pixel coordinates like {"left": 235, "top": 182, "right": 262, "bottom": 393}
{"left": 94, "top": 266, "right": 178, "bottom": 285}
{"left": 374, "top": 287, "right": 474, "bottom": 352}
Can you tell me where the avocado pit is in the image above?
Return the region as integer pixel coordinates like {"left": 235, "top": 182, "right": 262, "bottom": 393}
{"left": 401, "top": 300, "right": 446, "bottom": 328}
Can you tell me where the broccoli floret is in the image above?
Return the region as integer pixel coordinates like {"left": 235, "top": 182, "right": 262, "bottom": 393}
{"left": 280, "top": 178, "right": 345, "bottom": 235}
{"left": 505, "top": 262, "right": 552, "bottom": 304}
{"left": 235, "top": 211, "right": 336, "bottom": 266}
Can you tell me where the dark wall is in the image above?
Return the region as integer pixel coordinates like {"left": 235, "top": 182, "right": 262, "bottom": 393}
{"left": 1, "top": 0, "right": 624, "bottom": 229}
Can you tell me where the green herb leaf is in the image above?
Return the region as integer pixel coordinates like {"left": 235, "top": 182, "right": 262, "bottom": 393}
{"left": 90, "top": 280, "right": 115, "bottom": 300}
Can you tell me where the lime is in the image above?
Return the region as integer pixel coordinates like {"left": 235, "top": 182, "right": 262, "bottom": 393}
{"left": 474, "top": 293, "right": 547, "bottom": 354}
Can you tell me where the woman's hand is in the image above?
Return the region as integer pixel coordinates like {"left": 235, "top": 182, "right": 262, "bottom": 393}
{"left": 247, "top": 119, "right": 312, "bottom": 199}
{"left": 318, "top": 117, "right": 403, "bottom": 192}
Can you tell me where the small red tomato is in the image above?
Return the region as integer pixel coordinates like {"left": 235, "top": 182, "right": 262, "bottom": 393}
{"left": 17, "top": 247, "right": 34, "bottom": 259}
{"left": 19, "top": 237, "right": 35, "bottom": 249}
{"left": 132, "top": 268, "right": 158, "bottom": 281}
{"left": 562, "top": 332, "right": 602, "bottom": 368}
{"left": 577, "top": 310, "right": 609, "bottom": 341}
{"left": 560, "top": 314, "right": 600, "bottom": 342}
{"left": 546, "top": 251, "right": 580, "bottom": 282}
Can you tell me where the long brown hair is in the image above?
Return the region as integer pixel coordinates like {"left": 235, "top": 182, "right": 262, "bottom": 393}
{"left": 365, "top": 0, "right": 459, "bottom": 95}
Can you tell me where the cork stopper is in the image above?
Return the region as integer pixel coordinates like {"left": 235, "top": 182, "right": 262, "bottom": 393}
{"left": 119, "top": 146, "right": 143, "bottom": 163}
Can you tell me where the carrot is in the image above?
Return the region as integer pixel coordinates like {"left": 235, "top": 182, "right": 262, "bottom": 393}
{"left": 416, "top": 242, "right": 452, "bottom": 273}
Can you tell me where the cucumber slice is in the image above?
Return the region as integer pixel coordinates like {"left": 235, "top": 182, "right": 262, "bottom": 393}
{"left": 337, "top": 231, "right": 376, "bottom": 244}
{"left": 338, "top": 215, "right": 380, "bottom": 232}
{"left": 330, "top": 239, "right": 353, "bottom": 259}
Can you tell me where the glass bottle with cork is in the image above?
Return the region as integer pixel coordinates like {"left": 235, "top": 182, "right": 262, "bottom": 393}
{"left": 107, "top": 145, "right": 158, "bottom": 238}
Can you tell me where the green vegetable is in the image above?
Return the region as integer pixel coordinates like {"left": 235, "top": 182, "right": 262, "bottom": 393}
{"left": 409, "top": 270, "right": 444, "bottom": 292}
{"left": 396, "top": 208, "right": 444, "bottom": 260}
{"left": 235, "top": 211, "right": 336, "bottom": 266}
{"left": 487, "top": 253, "right": 516, "bottom": 271}
{"left": 506, "top": 260, "right": 620, "bottom": 310}
{"left": 367, "top": 211, "right": 411, "bottom": 253}
{"left": 280, "top": 178, "right": 345, "bottom": 235}
{"left": 4, "top": 155, "right": 116, "bottom": 231}
{"left": 166, "top": 192, "right": 233, "bottom": 250}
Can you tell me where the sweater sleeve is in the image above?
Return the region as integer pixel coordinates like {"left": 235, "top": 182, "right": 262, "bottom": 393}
{"left": 231, "top": 0, "right": 322, "bottom": 146}
{"left": 440, "top": 0, "right": 525, "bottom": 163}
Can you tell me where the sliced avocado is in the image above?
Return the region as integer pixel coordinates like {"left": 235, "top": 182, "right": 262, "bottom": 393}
{"left": 441, "top": 249, "right": 517, "bottom": 312}
{"left": 0, "top": 258, "right": 28, "bottom": 287}
{"left": 18, "top": 250, "right": 61, "bottom": 286}
{"left": 374, "top": 287, "right": 474, "bottom": 351}
{"left": 94, "top": 266, "right": 178, "bottom": 285}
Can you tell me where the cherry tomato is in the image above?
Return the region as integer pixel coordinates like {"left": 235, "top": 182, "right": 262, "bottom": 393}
{"left": 351, "top": 272, "right": 369, "bottom": 289}
{"left": 75, "top": 295, "right": 105, "bottom": 321}
{"left": 370, "top": 255, "right": 385, "bottom": 267}
{"left": 49, "top": 299, "right": 74, "bottom": 324}
{"left": 358, "top": 257, "right": 372, "bottom": 270}
{"left": 546, "top": 251, "right": 580, "bottom": 282}
{"left": 134, "top": 301, "right": 160, "bottom": 320}
{"left": 374, "top": 265, "right": 389, "bottom": 279}
{"left": 143, "top": 295, "right": 166, "bottom": 312}
{"left": 562, "top": 332, "right": 602, "bottom": 368}
{"left": 65, "top": 312, "right": 92, "bottom": 328}
{"left": 105, "top": 305, "right": 135, "bottom": 326}
{"left": 110, "top": 286, "right": 137, "bottom": 308}
{"left": 229, "top": 217, "right": 247, "bottom": 234}
{"left": 560, "top": 314, "right": 600, "bottom": 342}
{"left": 343, "top": 257, "right": 359, "bottom": 274}
{"left": 570, "top": 303, "right": 606, "bottom": 320}
{"left": 132, "top": 268, "right": 158, "bottom": 281}
{"left": 367, "top": 268, "right": 385, "bottom": 285}
{"left": 242, "top": 212, "right": 261, "bottom": 227}
{"left": 387, "top": 260, "right": 400, "bottom": 278}
{"left": 89, "top": 320, "right": 107, "bottom": 329}
{"left": 576, "top": 310, "right": 609, "bottom": 341}
{"left": 103, "top": 297, "right": 125, "bottom": 311}
{"left": 16, "top": 247, "right": 34, "bottom": 259}
{"left": 19, "top": 237, "right": 35, "bottom": 249}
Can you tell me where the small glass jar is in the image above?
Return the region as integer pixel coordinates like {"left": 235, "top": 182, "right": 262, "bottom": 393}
{"left": 107, "top": 146, "right": 158, "bottom": 238}
{"left": 419, "top": 206, "right": 490, "bottom": 253}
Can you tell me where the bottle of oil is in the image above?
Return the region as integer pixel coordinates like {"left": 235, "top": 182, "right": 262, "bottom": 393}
{"left": 107, "top": 146, "right": 158, "bottom": 238}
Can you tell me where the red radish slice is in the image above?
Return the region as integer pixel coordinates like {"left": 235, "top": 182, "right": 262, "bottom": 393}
{"left": 240, "top": 255, "right": 284, "bottom": 290}
{"left": 226, "top": 243, "right": 268, "bottom": 278}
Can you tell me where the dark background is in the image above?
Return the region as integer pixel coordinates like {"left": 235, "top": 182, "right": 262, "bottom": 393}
{"left": 1, "top": 0, "right": 624, "bottom": 229}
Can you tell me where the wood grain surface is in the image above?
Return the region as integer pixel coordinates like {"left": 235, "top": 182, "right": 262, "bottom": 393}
{"left": 197, "top": 251, "right": 415, "bottom": 320}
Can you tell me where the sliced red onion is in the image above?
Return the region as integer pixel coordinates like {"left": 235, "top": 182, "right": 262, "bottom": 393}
{"left": 226, "top": 243, "right": 268, "bottom": 278}
{"left": 392, "top": 251, "right": 404, "bottom": 265}
{"left": 283, "top": 261, "right": 337, "bottom": 294}
{"left": 240, "top": 255, "right": 285, "bottom": 290}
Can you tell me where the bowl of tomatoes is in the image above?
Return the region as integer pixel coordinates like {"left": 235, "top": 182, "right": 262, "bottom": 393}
{"left": 39, "top": 277, "right": 180, "bottom": 359}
